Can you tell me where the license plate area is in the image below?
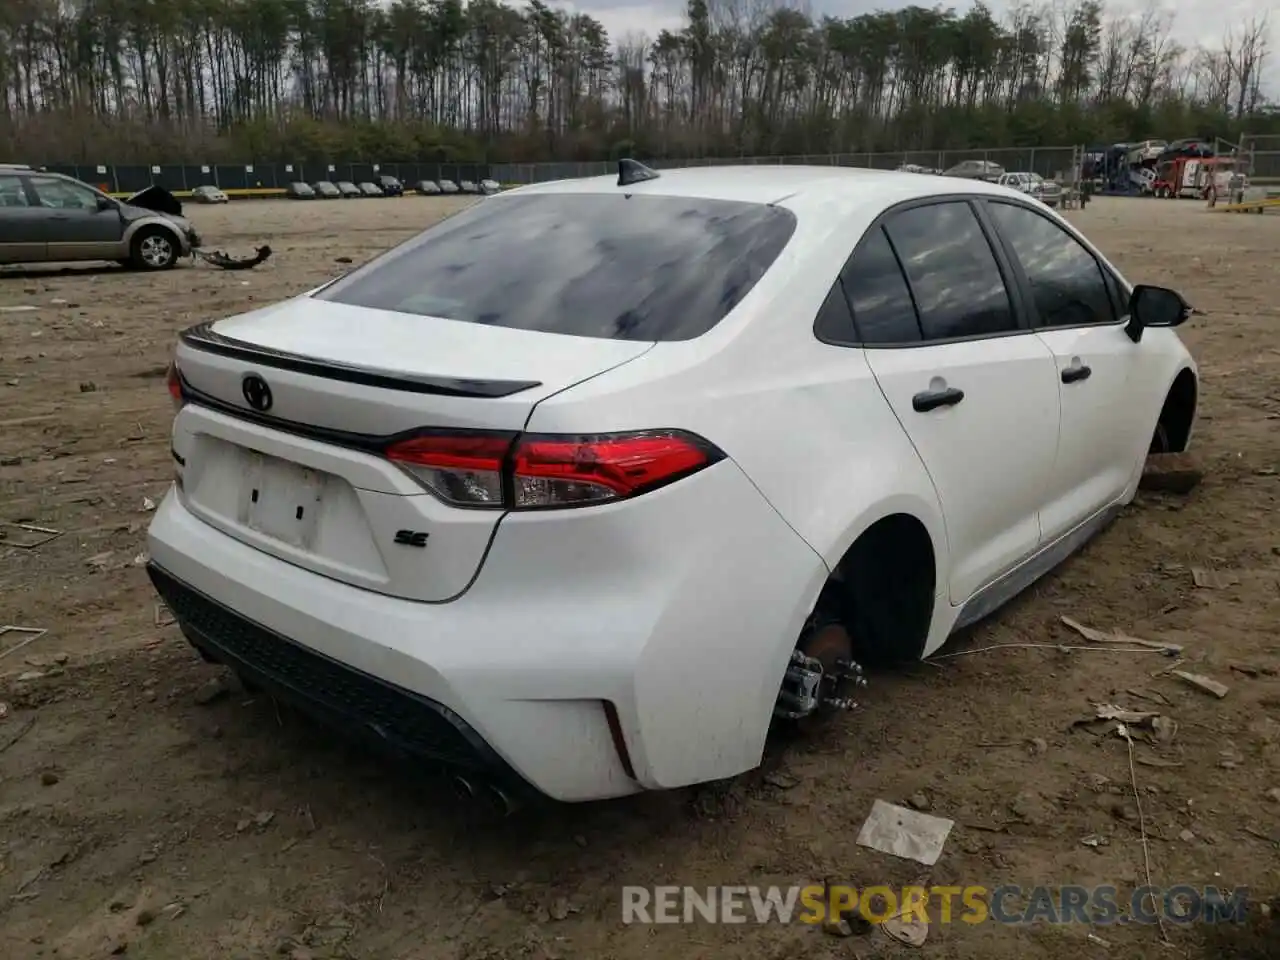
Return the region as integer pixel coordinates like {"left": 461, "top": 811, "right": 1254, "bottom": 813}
{"left": 242, "top": 452, "right": 326, "bottom": 549}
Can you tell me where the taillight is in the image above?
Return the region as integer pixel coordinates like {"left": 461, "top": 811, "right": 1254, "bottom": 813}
{"left": 511, "top": 432, "right": 718, "bottom": 507}
{"left": 166, "top": 360, "right": 184, "bottom": 411}
{"left": 167, "top": 361, "right": 186, "bottom": 488}
{"left": 383, "top": 429, "right": 723, "bottom": 510}
{"left": 385, "top": 431, "right": 512, "bottom": 508}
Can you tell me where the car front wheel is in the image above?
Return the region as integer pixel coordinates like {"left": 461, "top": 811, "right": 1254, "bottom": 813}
{"left": 130, "top": 227, "right": 179, "bottom": 270}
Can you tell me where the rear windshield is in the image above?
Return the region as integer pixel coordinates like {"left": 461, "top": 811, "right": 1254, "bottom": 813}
{"left": 315, "top": 193, "right": 797, "bottom": 341}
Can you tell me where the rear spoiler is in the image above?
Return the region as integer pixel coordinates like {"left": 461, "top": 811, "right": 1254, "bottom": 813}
{"left": 177, "top": 322, "right": 542, "bottom": 399}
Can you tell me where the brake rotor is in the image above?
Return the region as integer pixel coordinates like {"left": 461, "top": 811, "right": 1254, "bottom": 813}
{"left": 797, "top": 621, "right": 854, "bottom": 719}
{"left": 800, "top": 622, "right": 852, "bottom": 672}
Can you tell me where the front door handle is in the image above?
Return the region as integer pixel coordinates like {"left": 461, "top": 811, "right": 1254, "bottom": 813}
{"left": 912, "top": 386, "right": 965, "bottom": 412}
{"left": 1061, "top": 364, "right": 1092, "bottom": 384}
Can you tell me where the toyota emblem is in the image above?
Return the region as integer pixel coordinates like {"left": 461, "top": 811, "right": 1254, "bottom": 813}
{"left": 241, "top": 374, "right": 273, "bottom": 412}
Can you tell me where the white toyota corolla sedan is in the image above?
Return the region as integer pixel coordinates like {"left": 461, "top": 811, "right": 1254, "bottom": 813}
{"left": 147, "top": 162, "right": 1199, "bottom": 806}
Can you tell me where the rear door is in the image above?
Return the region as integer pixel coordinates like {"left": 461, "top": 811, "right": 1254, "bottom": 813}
{"left": 983, "top": 200, "right": 1159, "bottom": 541}
{"left": 172, "top": 191, "right": 795, "bottom": 602}
{"left": 0, "top": 173, "right": 45, "bottom": 262}
{"left": 850, "top": 199, "right": 1061, "bottom": 604}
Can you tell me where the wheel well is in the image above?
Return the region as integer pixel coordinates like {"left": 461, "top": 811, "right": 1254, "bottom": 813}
{"left": 1155, "top": 368, "right": 1197, "bottom": 453}
{"left": 131, "top": 221, "right": 181, "bottom": 244}
{"left": 822, "top": 514, "right": 936, "bottom": 665}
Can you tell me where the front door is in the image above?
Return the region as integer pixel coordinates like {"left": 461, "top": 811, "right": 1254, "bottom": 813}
{"left": 27, "top": 175, "right": 124, "bottom": 262}
{"left": 982, "top": 199, "right": 1159, "bottom": 542}
{"left": 847, "top": 200, "right": 1061, "bottom": 604}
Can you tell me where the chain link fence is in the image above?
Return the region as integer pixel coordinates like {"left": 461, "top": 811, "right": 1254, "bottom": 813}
{"left": 492, "top": 147, "right": 1081, "bottom": 185}
{"left": 1242, "top": 134, "right": 1280, "bottom": 182}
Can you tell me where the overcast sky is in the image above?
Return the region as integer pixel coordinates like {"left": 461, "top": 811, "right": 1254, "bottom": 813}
{"left": 544, "top": 0, "right": 1275, "bottom": 74}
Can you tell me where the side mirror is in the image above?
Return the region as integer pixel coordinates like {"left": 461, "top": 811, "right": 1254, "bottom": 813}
{"left": 1125, "top": 284, "right": 1192, "bottom": 343}
{"left": 96, "top": 195, "right": 116, "bottom": 212}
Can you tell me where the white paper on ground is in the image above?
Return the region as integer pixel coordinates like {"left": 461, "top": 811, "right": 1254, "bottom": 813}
{"left": 855, "top": 799, "right": 954, "bottom": 866}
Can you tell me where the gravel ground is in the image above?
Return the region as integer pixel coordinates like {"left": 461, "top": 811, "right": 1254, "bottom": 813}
{"left": 1, "top": 195, "right": 1278, "bottom": 960}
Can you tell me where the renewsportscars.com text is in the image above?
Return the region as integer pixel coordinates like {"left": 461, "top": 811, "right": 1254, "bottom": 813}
{"left": 621, "top": 884, "right": 1251, "bottom": 926}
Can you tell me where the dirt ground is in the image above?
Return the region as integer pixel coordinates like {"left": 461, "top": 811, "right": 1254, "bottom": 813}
{"left": 2, "top": 195, "right": 1278, "bottom": 960}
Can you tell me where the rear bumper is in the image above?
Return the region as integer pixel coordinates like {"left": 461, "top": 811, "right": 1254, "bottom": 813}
{"left": 146, "top": 460, "right": 827, "bottom": 802}
{"left": 148, "top": 562, "right": 532, "bottom": 795}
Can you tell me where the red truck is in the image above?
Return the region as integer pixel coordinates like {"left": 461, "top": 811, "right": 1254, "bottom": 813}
{"left": 1152, "top": 156, "right": 1244, "bottom": 200}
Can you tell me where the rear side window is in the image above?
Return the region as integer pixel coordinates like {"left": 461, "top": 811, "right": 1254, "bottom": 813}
{"left": 0, "top": 174, "right": 29, "bottom": 207}
{"left": 317, "top": 193, "right": 797, "bottom": 342}
{"left": 814, "top": 281, "right": 857, "bottom": 341}
{"left": 839, "top": 227, "right": 920, "bottom": 344}
{"left": 885, "top": 202, "right": 1017, "bottom": 341}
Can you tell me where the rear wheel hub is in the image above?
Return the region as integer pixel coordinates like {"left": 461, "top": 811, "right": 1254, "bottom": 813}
{"left": 774, "top": 620, "right": 867, "bottom": 722}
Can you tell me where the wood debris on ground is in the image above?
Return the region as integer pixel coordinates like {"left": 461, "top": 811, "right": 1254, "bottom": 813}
{"left": 1172, "top": 670, "right": 1230, "bottom": 699}
{"left": 1074, "top": 703, "right": 1178, "bottom": 746}
{"left": 0, "top": 520, "right": 62, "bottom": 550}
{"left": 1060, "top": 616, "right": 1182, "bottom": 653}
{"left": 1191, "top": 567, "right": 1241, "bottom": 589}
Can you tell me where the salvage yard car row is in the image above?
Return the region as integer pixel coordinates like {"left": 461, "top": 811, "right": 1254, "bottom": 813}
{"left": 285, "top": 175, "right": 500, "bottom": 200}
{"left": 0, "top": 160, "right": 493, "bottom": 272}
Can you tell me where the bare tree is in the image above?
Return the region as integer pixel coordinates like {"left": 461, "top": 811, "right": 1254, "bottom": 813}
{"left": 1225, "top": 14, "right": 1270, "bottom": 117}
{"left": 0, "top": 0, "right": 1275, "bottom": 164}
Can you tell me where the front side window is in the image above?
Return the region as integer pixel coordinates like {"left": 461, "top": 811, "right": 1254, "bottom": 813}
{"left": 987, "top": 202, "right": 1114, "bottom": 329}
{"left": 318, "top": 193, "right": 797, "bottom": 342}
{"left": 885, "top": 201, "right": 1017, "bottom": 341}
{"left": 1105, "top": 269, "right": 1130, "bottom": 321}
{"left": 29, "top": 176, "right": 100, "bottom": 211}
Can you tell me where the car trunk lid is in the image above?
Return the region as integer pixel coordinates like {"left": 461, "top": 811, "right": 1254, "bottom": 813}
{"left": 171, "top": 297, "right": 653, "bottom": 601}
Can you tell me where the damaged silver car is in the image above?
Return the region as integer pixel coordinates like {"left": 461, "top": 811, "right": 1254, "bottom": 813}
{"left": 1, "top": 166, "right": 271, "bottom": 273}
{"left": 0, "top": 165, "right": 201, "bottom": 270}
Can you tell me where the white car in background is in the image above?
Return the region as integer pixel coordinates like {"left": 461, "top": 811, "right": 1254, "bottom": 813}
{"left": 1128, "top": 139, "right": 1167, "bottom": 164}
{"left": 147, "top": 161, "right": 1199, "bottom": 806}
{"left": 996, "top": 171, "right": 1064, "bottom": 207}
{"left": 191, "top": 185, "right": 229, "bottom": 204}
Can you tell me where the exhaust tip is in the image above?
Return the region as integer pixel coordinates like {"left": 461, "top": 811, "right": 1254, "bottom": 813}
{"left": 451, "top": 774, "right": 520, "bottom": 816}
{"left": 483, "top": 781, "right": 519, "bottom": 817}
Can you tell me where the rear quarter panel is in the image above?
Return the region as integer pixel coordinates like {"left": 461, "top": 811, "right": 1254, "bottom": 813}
{"left": 526, "top": 196, "right": 950, "bottom": 666}
{"left": 523, "top": 192, "right": 947, "bottom": 571}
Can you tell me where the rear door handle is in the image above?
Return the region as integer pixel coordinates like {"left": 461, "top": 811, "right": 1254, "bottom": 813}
{"left": 1061, "top": 364, "right": 1092, "bottom": 384}
{"left": 912, "top": 386, "right": 965, "bottom": 412}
